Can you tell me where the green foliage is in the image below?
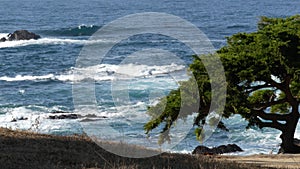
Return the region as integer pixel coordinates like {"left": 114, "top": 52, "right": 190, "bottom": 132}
{"left": 144, "top": 15, "right": 300, "bottom": 144}
{"left": 247, "top": 90, "right": 275, "bottom": 104}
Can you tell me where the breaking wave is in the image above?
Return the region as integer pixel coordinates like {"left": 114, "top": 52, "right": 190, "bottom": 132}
{"left": 0, "top": 37, "right": 108, "bottom": 48}
{"left": 0, "top": 63, "right": 186, "bottom": 82}
{"left": 40, "top": 25, "right": 101, "bottom": 36}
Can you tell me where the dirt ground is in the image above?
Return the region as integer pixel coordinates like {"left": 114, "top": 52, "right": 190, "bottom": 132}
{"left": 216, "top": 154, "right": 300, "bottom": 169}
{"left": 0, "top": 127, "right": 299, "bottom": 169}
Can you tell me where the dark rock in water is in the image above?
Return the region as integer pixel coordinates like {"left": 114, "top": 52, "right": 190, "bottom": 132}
{"left": 78, "top": 114, "right": 108, "bottom": 122}
{"left": 0, "top": 37, "right": 6, "bottom": 42}
{"left": 51, "top": 110, "right": 71, "bottom": 114}
{"left": 7, "top": 30, "right": 41, "bottom": 41}
{"left": 192, "top": 144, "right": 243, "bottom": 155}
{"left": 49, "top": 114, "right": 78, "bottom": 120}
{"left": 18, "top": 117, "right": 28, "bottom": 121}
{"left": 213, "top": 144, "right": 243, "bottom": 154}
{"left": 77, "top": 114, "right": 97, "bottom": 118}
{"left": 49, "top": 112, "right": 107, "bottom": 120}
{"left": 10, "top": 117, "right": 28, "bottom": 122}
{"left": 192, "top": 145, "right": 214, "bottom": 155}
{"left": 77, "top": 114, "right": 107, "bottom": 119}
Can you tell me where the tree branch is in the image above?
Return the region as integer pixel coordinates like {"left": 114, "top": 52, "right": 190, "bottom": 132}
{"left": 257, "top": 119, "right": 285, "bottom": 131}
{"left": 267, "top": 79, "right": 284, "bottom": 91}
{"left": 253, "top": 109, "right": 290, "bottom": 121}
{"left": 251, "top": 99, "right": 287, "bottom": 110}
{"left": 245, "top": 84, "right": 273, "bottom": 93}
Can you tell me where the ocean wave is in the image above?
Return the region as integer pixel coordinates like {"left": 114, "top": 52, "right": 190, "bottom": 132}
{"left": 0, "top": 101, "right": 150, "bottom": 135}
{"left": 0, "top": 29, "right": 225, "bottom": 49}
{"left": 0, "top": 37, "right": 108, "bottom": 48}
{"left": 0, "top": 63, "right": 186, "bottom": 82}
{"left": 0, "top": 105, "right": 81, "bottom": 133}
{"left": 0, "top": 38, "right": 225, "bottom": 49}
{"left": 40, "top": 24, "right": 101, "bottom": 36}
{"left": 226, "top": 24, "right": 250, "bottom": 29}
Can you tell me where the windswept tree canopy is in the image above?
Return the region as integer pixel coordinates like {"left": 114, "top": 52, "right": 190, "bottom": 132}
{"left": 144, "top": 15, "right": 300, "bottom": 153}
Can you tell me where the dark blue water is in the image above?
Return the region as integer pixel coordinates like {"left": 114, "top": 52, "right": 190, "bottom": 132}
{"left": 0, "top": 0, "right": 299, "bottom": 155}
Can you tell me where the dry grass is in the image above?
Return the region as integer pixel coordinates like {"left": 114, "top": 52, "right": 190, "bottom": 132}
{"left": 0, "top": 127, "right": 284, "bottom": 169}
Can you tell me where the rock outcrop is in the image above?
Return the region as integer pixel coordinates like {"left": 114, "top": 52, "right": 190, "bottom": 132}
{"left": 192, "top": 144, "right": 243, "bottom": 155}
{"left": 48, "top": 111, "right": 107, "bottom": 120}
{"left": 48, "top": 114, "right": 78, "bottom": 120}
{"left": 0, "top": 30, "right": 41, "bottom": 42}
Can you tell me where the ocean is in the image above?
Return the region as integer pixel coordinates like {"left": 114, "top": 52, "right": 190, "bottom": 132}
{"left": 0, "top": 0, "right": 299, "bottom": 156}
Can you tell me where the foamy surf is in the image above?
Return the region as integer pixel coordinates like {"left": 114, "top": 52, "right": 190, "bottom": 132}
{"left": 0, "top": 63, "right": 186, "bottom": 82}
{"left": 0, "top": 37, "right": 110, "bottom": 48}
{"left": 0, "top": 33, "right": 9, "bottom": 39}
{"left": 0, "top": 32, "right": 225, "bottom": 49}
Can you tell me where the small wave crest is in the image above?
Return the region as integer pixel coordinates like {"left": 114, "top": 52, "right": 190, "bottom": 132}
{"left": 41, "top": 24, "right": 101, "bottom": 36}
{"left": 226, "top": 24, "right": 250, "bottom": 29}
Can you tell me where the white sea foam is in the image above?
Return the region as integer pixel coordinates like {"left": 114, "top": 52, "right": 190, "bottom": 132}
{"left": 0, "top": 74, "right": 56, "bottom": 82}
{"left": 0, "top": 33, "right": 9, "bottom": 39}
{"left": 0, "top": 33, "right": 226, "bottom": 49}
{"left": 0, "top": 63, "right": 186, "bottom": 82}
{"left": 0, "top": 105, "right": 84, "bottom": 134}
{"left": 0, "top": 37, "right": 108, "bottom": 48}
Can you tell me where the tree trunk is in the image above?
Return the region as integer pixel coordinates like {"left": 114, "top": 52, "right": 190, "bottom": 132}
{"left": 279, "top": 115, "right": 300, "bottom": 153}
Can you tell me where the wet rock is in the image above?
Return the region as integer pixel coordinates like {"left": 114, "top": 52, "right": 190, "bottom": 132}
{"left": 79, "top": 114, "right": 107, "bottom": 122}
{"left": 49, "top": 114, "right": 78, "bottom": 120}
{"left": 192, "top": 144, "right": 243, "bottom": 155}
{"left": 7, "top": 30, "right": 41, "bottom": 41}
{"left": 18, "top": 117, "right": 28, "bottom": 121}
{"left": 0, "top": 37, "right": 6, "bottom": 42}
{"left": 213, "top": 144, "right": 243, "bottom": 154}
{"left": 51, "top": 110, "right": 71, "bottom": 114}
{"left": 192, "top": 145, "right": 214, "bottom": 155}
{"left": 10, "top": 117, "right": 28, "bottom": 122}
{"left": 77, "top": 114, "right": 107, "bottom": 119}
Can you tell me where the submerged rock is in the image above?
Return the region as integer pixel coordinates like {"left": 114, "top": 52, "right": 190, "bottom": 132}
{"left": 192, "top": 144, "right": 243, "bottom": 155}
